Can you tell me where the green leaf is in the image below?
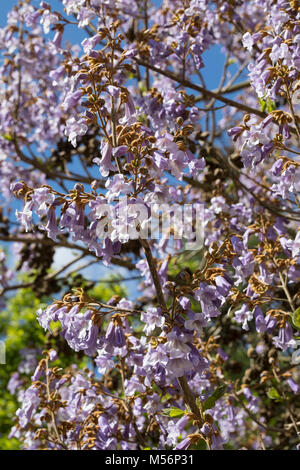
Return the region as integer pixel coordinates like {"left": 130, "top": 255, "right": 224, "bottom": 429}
{"left": 202, "top": 385, "right": 227, "bottom": 412}
{"left": 292, "top": 307, "right": 300, "bottom": 330}
{"left": 258, "top": 98, "right": 267, "bottom": 112}
{"left": 258, "top": 97, "right": 275, "bottom": 113}
{"left": 191, "top": 438, "right": 207, "bottom": 450}
{"left": 138, "top": 81, "right": 146, "bottom": 93}
{"left": 227, "top": 58, "right": 236, "bottom": 66}
{"left": 267, "top": 387, "right": 282, "bottom": 401}
{"left": 248, "top": 234, "right": 260, "bottom": 249}
{"left": 162, "top": 407, "right": 186, "bottom": 418}
{"left": 137, "top": 113, "right": 147, "bottom": 122}
{"left": 1, "top": 133, "right": 13, "bottom": 141}
{"left": 266, "top": 97, "right": 276, "bottom": 112}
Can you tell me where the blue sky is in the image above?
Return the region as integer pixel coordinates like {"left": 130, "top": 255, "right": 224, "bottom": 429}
{"left": 0, "top": 0, "right": 137, "bottom": 296}
{"left": 0, "top": 0, "right": 227, "bottom": 88}
{"left": 0, "top": 1, "right": 242, "bottom": 297}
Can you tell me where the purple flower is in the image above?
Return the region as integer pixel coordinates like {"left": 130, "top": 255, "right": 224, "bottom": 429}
{"left": 24, "top": 10, "right": 42, "bottom": 26}
{"left": 45, "top": 205, "right": 61, "bottom": 241}
{"left": 16, "top": 201, "right": 33, "bottom": 232}
{"left": 37, "top": 304, "right": 65, "bottom": 331}
{"left": 31, "top": 188, "right": 55, "bottom": 217}
{"left": 120, "top": 94, "right": 136, "bottom": 124}
{"left": 287, "top": 378, "right": 299, "bottom": 394}
{"left": 141, "top": 307, "right": 165, "bottom": 335}
{"left": 7, "top": 372, "right": 23, "bottom": 395}
{"left": 184, "top": 311, "right": 207, "bottom": 333}
{"left": 242, "top": 32, "right": 254, "bottom": 51}
{"left": 65, "top": 117, "right": 88, "bottom": 147}
{"left": 49, "top": 349, "right": 58, "bottom": 362}
{"left": 105, "top": 319, "right": 126, "bottom": 352}
{"left": 234, "top": 304, "right": 253, "bottom": 331}
{"left": 271, "top": 165, "right": 295, "bottom": 199}
{"left": 175, "top": 436, "right": 192, "bottom": 450}
{"left": 49, "top": 65, "right": 65, "bottom": 85}
{"left": 254, "top": 306, "right": 267, "bottom": 333}
{"left": 105, "top": 174, "right": 133, "bottom": 203}
{"left": 273, "top": 323, "right": 296, "bottom": 351}
{"left": 188, "top": 157, "right": 205, "bottom": 176}
{"left": 94, "top": 141, "right": 114, "bottom": 177}
{"left": 59, "top": 307, "right": 99, "bottom": 355}
{"left": 63, "top": 90, "right": 83, "bottom": 110}
{"left": 125, "top": 376, "right": 146, "bottom": 395}
{"left": 194, "top": 283, "right": 222, "bottom": 319}
{"left": 52, "top": 29, "right": 63, "bottom": 48}
{"left": 81, "top": 34, "right": 100, "bottom": 54}
{"left": 31, "top": 365, "right": 44, "bottom": 381}
{"left": 228, "top": 126, "right": 243, "bottom": 141}
{"left": 211, "top": 429, "right": 224, "bottom": 450}
{"left": 16, "top": 385, "right": 40, "bottom": 428}
{"left": 215, "top": 275, "right": 233, "bottom": 297}
{"left": 217, "top": 348, "right": 229, "bottom": 362}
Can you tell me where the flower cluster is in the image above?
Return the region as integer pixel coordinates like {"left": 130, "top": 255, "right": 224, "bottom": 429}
{"left": 1, "top": 0, "right": 300, "bottom": 452}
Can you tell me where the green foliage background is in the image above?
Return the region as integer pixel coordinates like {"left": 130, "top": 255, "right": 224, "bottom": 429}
{"left": 0, "top": 277, "right": 127, "bottom": 449}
